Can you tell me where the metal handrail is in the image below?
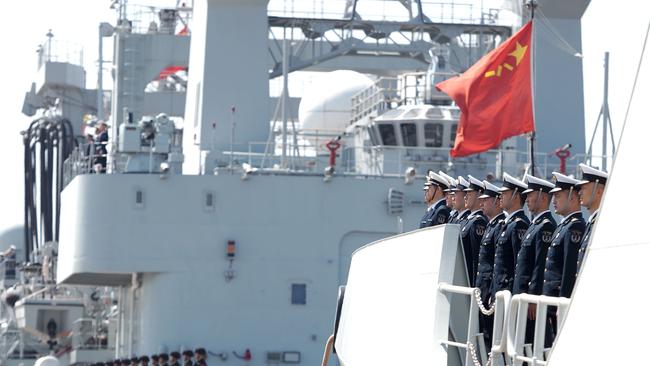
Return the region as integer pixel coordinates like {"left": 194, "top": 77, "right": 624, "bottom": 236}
{"left": 506, "top": 294, "right": 570, "bottom": 366}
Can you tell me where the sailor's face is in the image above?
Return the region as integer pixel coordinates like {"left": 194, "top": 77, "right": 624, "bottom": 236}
{"left": 578, "top": 182, "right": 594, "bottom": 206}
{"left": 552, "top": 190, "right": 568, "bottom": 213}
{"left": 454, "top": 191, "right": 465, "bottom": 210}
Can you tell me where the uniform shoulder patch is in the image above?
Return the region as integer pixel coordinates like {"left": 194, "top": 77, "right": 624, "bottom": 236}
{"left": 517, "top": 228, "right": 527, "bottom": 240}
{"left": 476, "top": 224, "right": 486, "bottom": 236}
{"left": 570, "top": 230, "right": 582, "bottom": 243}
{"left": 437, "top": 214, "right": 447, "bottom": 224}
{"left": 541, "top": 231, "right": 553, "bottom": 243}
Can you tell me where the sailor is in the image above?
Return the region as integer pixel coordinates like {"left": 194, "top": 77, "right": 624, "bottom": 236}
{"left": 513, "top": 174, "right": 557, "bottom": 344}
{"left": 182, "top": 350, "right": 194, "bottom": 366}
{"left": 491, "top": 173, "right": 530, "bottom": 296}
{"left": 575, "top": 164, "right": 608, "bottom": 273}
{"left": 140, "top": 356, "right": 150, "bottom": 366}
{"left": 543, "top": 171, "right": 586, "bottom": 345}
{"left": 475, "top": 180, "right": 505, "bottom": 346}
{"left": 450, "top": 176, "right": 471, "bottom": 224}
{"left": 121, "top": 359, "right": 131, "bottom": 366}
{"left": 131, "top": 357, "right": 140, "bottom": 366}
{"left": 170, "top": 352, "right": 181, "bottom": 366}
{"left": 151, "top": 355, "right": 160, "bottom": 366}
{"left": 159, "top": 354, "right": 170, "bottom": 366}
{"left": 459, "top": 175, "right": 487, "bottom": 286}
{"left": 194, "top": 348, "right": 207, "bottom": 366}
{"left": 419, "top": 171, "right": 451, "bottom": 228}
{"left": 439, "top": 171, "right": 459, "bottom": 222}
{"left": 419, "top": 174, "right": 435, "bottom": 228}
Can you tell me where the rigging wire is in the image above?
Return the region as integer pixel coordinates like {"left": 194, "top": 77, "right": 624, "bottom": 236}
{"left": 535, "top": 8, "right": 583, "bottom": 58}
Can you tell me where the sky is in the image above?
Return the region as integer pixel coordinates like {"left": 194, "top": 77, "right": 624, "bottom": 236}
{"left": 0, "top": 0, "right": 648, "bottom": 235}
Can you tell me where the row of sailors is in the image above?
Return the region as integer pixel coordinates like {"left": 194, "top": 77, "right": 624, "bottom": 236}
{"left": 419, "top": 163, "right": 608, "bottom": 346}
{"left": 94, "top": 349, "right": 208, "bottom": 366}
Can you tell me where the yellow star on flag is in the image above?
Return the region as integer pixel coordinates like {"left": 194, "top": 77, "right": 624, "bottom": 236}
{"left": 509, "top": 42, "right": 528, "bottom": 66}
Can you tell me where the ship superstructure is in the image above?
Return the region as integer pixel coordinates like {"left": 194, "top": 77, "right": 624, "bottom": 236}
{"left": 2, "top": 1, "right": 593, "bottom": 365}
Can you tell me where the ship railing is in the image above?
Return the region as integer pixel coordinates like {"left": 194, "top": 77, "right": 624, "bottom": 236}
{"left": 268, "top": 0, "right": 502, "bottom": 25}
{"left": 117, "top": 4, "right": 193, "bottom": 35}
{"left": 37, "top": 39, "right": 84, "bottom": 70}
{"left": 505, "top": 293, "right": 571, "bottom": 366}
{"left": 438, "top": 283, "right": 511, "bottom": 366}
{"left": 71, "top": 318, "right": 111, "bottom": 351}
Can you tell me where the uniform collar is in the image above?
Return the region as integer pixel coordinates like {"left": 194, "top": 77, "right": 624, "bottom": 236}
{"left": 489, "top": 212, "right": 506, "bottom": 225}
{"left": 532, "top": 210, "right": 551, "bottom": 223}
{"left": 469, "top": 209, "right": 484, "bottom": 218}
{"left": 588, "top": 209, "right": 599, "bottom": 223}
{"left": 504, "top": 208, "right": 524, "bottom": 223}
{"left": 457, "top": 209, "right": 469, "bottom": 217}
{"left": 429, "top": 198, "right": 446, "bottom": 211}
{"left": 560, "top": 211, "right": 582, "bottom": 224}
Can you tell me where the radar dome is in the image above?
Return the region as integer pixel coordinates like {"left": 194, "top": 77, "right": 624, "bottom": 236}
{"left": 35, "top": 356, "right": 61, "bottom": 366}
{"left": 299, "top": 70, "right": 373, "bottom": 136}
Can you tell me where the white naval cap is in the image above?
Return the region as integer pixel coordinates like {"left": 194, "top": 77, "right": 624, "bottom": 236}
{"left": 479, "top": 180, "right": 501, "bottom": 199}
{"left": 463, "top": 175, "right": 484, "bottom": 192}
{"left": 454, "top": 176, "right": 470, "bottom": 191}
{"left": 549, "top": 171, "right": 581, "bottom": 193}
{"left": 498, "top": 172, "right": 527, "bottom": 192}
{"left": 522, "top": 174, "right": 555, "bottom": 194}
{"left": 438, "top": 171, "right": 457, "bottom": 192}
{"left": 426, "top": 171, "right": 450, "bottom": 189}
{"left": 577, "top": 163, "right": 609, "bottom": 186}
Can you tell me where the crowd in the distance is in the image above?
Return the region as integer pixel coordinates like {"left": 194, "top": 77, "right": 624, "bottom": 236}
{"left": 93, "top": 348, "right": 208, "bottom": 366}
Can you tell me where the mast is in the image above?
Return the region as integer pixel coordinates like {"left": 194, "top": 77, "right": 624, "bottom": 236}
{"left": 526, "top": 0, "right": 537, "bottom": 176}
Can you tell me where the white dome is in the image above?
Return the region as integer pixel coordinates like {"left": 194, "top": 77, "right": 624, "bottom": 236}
{"left": 299, "top": 71, "right": 373, "bottom": 134}
{"left": 35, "top": 356, "right": 61, "bottom": 366}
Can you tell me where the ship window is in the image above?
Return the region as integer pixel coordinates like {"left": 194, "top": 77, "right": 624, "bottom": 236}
{"left": 204, "top": 192, "right": 215, "bottom": 211}
{"left": 377, "top": 124, "right": 397, "bottom": 146}
{"left": 402, "top": 108, "right": 421, "bottom": 119}
{"left": 424, "top": 123, "right": 443, "bottom": 147}
{"left": 425, "top": 108, "right": 444, "bottom": 119}
{"left": 450, "top": 123, "right": 458, "bottom": 147}
{"left": 400, "top": 123, "right": 418, "bottom": 146}
{"left": 134, "top": 189, "right": 144, "bottom": 208}
{"left": 291, "top": 284, "right": 307, "bottom": 305}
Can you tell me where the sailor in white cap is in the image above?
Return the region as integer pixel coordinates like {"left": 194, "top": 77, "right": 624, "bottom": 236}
{"left": 542, "top": 171, "right": 586, "bottom": 346}
{"left": 491, "top": 173, "right": 530, "bottom": 297}
{"left": 512, "top": 175, "right": 557, "bottom": 343}
{"left": 475, "top": 180, "right": 505, "bottom": 347}
{"left": 439, "top": 171, "right": 458, "bottom": 221}
{"left": 418, "top": 171, "right": 451, "bottom": 228}
{"left": 449, "top": 176, "right": 471, "bottom": 224}
{"left": 576, "top": 164, "right": 608, "bottom": 273}
{"left": 457, "top": 175, "right": 487, "bottom": 285}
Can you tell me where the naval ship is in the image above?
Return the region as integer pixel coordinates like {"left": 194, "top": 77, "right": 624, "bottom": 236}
{"left": 0, "top": 0, "right": 606, "bottom": 365}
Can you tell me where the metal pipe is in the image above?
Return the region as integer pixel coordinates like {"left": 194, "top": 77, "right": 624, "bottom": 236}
{"left": 602, "top": 52, "right": 609, "bottom": 170}
{"left": 281, "top": 35, "right": 289, "bottom": 168}
{"left": 97, "top": 25, "right": 104, "bottom": 120}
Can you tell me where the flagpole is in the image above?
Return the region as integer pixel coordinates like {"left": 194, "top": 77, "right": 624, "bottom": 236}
{"left": 527, "top": 0, "right": 537, "bottom": 176}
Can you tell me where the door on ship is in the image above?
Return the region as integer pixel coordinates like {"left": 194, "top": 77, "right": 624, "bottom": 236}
{"left": 338, "top": 231, "right": 396, "bottom": 284}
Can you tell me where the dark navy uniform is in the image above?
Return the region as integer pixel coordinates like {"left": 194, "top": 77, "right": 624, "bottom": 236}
{"left": 475, "top": 212, "right": 505, "bottom": 346}
{"left": 460, "top": 210, "right": 487, "bottom": 286}
{"left": 576, "top": 210, "right": 598, "bottom": 274}
{"left": 447, "top": 209, "right": 458, "bottom": 223}
{"left": 476, "top": 213, "right": 506, "bottom": 303}
{"left": 513, "top": 211, "right": 557, "bottom": 295}
{"left": 421, "top": 198, "right": 450, "bottom": 228}
{"left": 451, "top": 209, "right": 470, "bottom": 225}
{"left": 542, "top": 211, "right": 585, "bottom": 298}
{"left": 491, "top": 210, "right": 530, "bottom": 295}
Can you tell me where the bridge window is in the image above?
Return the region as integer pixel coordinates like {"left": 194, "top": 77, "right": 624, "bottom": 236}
{"left": 377, "top": 124, "right": 397, "bottom": 146}
{"left": 424, "top": 123, "right": 443, "bottom": 147}
{"left": 400, "top": 123, "right": 418, "bottom": 146}
{"left": 450, "top": 123, "right": 458, "bottom": 147}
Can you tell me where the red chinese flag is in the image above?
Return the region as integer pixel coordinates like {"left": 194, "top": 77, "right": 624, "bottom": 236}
{"left": 436, "top": 21, "right": 534, "bottom": 157}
